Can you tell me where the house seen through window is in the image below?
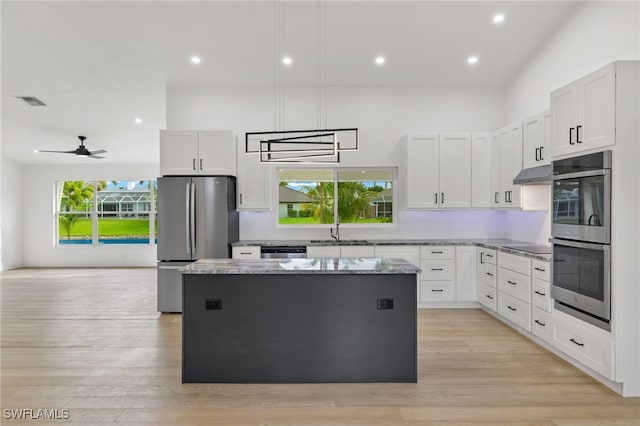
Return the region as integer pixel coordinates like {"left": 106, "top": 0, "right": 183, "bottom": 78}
{"left": 277, "top": 169, "right": 394, "bottom": 225}
{"left": 56, "top": 180, "right": 157, "bottom": 245}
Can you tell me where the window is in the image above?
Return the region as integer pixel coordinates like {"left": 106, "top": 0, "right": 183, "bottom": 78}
{"left": 56, "top": 180, "right": 156, "bottom": 245}
{"left": 277, "top": 169, "right": 394, "bottom": 225}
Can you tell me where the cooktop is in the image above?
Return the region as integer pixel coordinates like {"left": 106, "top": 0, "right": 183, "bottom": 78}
{"left": 502, "top": 244, "right": 552, "bottom": 255}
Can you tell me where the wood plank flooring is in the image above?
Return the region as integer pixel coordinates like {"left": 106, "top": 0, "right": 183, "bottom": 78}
{"left": 1, "top": 268, "right": 638, "bottom": 425}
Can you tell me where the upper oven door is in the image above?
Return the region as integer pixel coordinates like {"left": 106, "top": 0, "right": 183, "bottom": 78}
{"left": 551, "top": 169, "right": 611, "bottom": 243}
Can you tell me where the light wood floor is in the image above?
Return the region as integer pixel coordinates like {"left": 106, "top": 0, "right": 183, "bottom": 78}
{"left": 1, "top": 268, "right": 638, "bottom": 425}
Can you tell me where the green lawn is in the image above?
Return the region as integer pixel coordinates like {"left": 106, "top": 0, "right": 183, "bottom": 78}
{"left": 278, "top": 217, "right": 391, "bottom": 225}
{"left": 59, "top": 218, "right": 152, "bottom": 237}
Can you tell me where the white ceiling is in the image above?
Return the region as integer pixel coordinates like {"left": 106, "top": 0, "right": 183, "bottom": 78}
{"left": 1, "top": 1, "right": 578, "bottom": 165}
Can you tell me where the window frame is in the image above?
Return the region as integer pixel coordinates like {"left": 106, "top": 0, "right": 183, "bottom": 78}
{"left": 276, "top": 167, "right": 397, "bottom": 228}
{"left": 54, "top": 180, "right": 157, "bottom": 246}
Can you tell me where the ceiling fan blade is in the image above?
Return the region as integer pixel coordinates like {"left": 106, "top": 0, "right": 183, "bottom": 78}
{"left": 90, "top": 149, "right": 107, "bottom": 155}
{"left": 88, "top": 155, "right": 105, "bottom": 159}
{"left": 37, "top": 150, "right": 76, "bottom": 154}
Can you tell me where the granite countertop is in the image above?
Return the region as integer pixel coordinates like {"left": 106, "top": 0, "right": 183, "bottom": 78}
{"left": 232, "top": 239, "right": 551, "bottom": 261}
{"left": 181, "top": 258, "right": 422, "bottom": 275}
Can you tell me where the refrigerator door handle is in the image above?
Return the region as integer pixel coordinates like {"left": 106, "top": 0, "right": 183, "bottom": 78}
{"left": 185, "top": 182, "right": 191, "bottom": 255}
{"left": 190, "top": 182, "right": 196, "bottom": 251}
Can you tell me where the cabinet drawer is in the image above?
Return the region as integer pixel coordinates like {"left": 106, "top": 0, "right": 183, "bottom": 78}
{"left": 532, "top": 278, "right": 552, "bottom": 312}
{"left": 420, "top": 281, "right": 455, "bottom": 302}
{"left": 420, "top": 246, "right": 455, "bottom": 260}
{"left": 532, "top": 259, "right": 551, "bottom": 281}
{"left": 532, "top": 307, "right": 551, "bottom": 343}
{"left": 480, "top": 248, "right": 497, "bottom": 265}
{"left": 420, "top": 259, "right": 455, "bottom": 281}
{"left": 498, "top": 267, "right": 531, "bottom": 303}
{"left": 231, "top": 246, "right": 261, "bottom": 259}
{"left": 550, "top": 315, "right": 614, "bottom": 379}
{"left": 498, "top": 252, "right": 531, "bottom": 275}
{"left": 340, "top": 246, "right": 375, "bottom": 258}
{"left": 483, "top": 264, "right": 497, "bottom": 287}
{"left": 307, "top": 246, "right": 341, "bottom": 258}
{"left": 498, "top": 292, "right": 531, "bottom": 331}
{"left": 479, "top": 283, "right": 497, "bottom": 312}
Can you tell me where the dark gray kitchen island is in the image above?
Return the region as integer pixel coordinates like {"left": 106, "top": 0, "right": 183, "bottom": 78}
{"left": 180, "top": 257, "right": 420, "bottom": 383}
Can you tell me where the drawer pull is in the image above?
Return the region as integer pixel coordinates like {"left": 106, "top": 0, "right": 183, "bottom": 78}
{"left": 431, "top": 250, "right": 444, "bottom": 254}
{"left": 534, "top": 319, "right": 546, "bottom": 327}
{"left": 507, "top": 305, "right": 517, "bottom": 311}
{"left": 534, "top": 290, "right": 546, "bottom": 296}
{"left": 507, "top": 280, "right": 517, "bottom": 285}
{"left": 431, "top": 268, "right": 444, "bottom": 271}
{"left": 486, "top": 272, "right": 494, "bottom": 277}
{"left": 534, "top": 267, "right": 546, "bottom": 272}
{"left": 240, "top": 252, "right": 253, "bottom": 255}
{"left": 486, "top": 294, "right": 494, "bottom": 300}
{"left": 485, "top": 254, "right": 494, "bottom": 258}
{"left": 570, "top": 338, "right": 584, "bottom": 347}
{"left": 431, "top": 289, "right": 444, "bottom": 292}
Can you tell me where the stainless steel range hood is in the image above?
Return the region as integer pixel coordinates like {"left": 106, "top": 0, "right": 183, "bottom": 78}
{"left": 513, "top": 164, "right": 552, "bottom": 185}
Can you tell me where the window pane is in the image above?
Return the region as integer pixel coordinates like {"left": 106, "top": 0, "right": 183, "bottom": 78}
{"left": 97, "top": 181, "right": 152, "bottom": 244}
{"left": 277, "top": 169, "right": 334, "bottom": 225}
{"left": 57, "top": 180, "right": 94, "bottom": 212}
{"left": 58, "top": 214, "right": 92, "bottom": 244}
{"left": 337, "top": 170, "right": 393, "bottom": 224}
{"left": 57, "top": 181, "right": 94, "bottom": 244}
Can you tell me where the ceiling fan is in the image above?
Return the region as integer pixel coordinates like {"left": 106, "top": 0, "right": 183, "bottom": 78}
{"left": 37, "top": 135, "right": 106, "bottom": 159}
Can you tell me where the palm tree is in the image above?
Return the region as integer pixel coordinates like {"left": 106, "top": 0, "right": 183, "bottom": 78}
{"left": 337, "top": 182, "right": 375, "bottom": 223}
{"left": 59, "top": 181, "right": 94, "bottom": 239}
{"left": 302, "top": 182, "right": 334, "bottom": 224}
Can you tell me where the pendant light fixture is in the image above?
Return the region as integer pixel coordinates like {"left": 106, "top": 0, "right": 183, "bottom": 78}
{"left": 245, "top": 0, "right": 358, "bottom": 163}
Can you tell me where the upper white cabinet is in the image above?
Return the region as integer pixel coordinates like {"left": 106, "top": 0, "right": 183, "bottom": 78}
{"left": 523, "top": 110, "right": 551, "bottom": 169}
{"left": 160, "top": 130, "right": 235, "bottom": 176}
{"left": 492, "top": 123, "right": 523, "bottom": 208}
{"left": 237, "top": 136, "right": 272, "bottom": 211}
{"left": 405, "top": 133, "right": 471, "bottom": 209}
{"left": 550, "top": 63, "right": 615, "bottom": 157}
{"left": 471, "top": 133, "right": 492, "bottom": 208}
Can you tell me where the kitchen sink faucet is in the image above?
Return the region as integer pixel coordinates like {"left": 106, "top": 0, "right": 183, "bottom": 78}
{"left": 330, "top": 223, "right": 340, "bottom": 242}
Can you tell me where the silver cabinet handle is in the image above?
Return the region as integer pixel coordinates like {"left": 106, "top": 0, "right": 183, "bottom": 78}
{"left": 190, "top": 182, "right": 196, "bottom": 250}
{"left": 185, "top": 182, "right": 191, "bottom": 255}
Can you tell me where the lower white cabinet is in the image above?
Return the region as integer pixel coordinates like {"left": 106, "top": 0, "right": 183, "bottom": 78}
{"left": 420, "top": 282, "right": 456, "bottom": 302}
{"left": 550, "top": 311, "right": 614, "bottom": 380}
{"left": 340, "top": 246, "right": 375, "bottom": 258}
{"left": 455, "top": 246, "right": 477, "bottom": 302}
{"left": 306, "top": 246, "right": 341, "bottom": 258}
{"left": 532, "top": 308, "right": 551, "bottom": 342}
{"left": 232, "top": 246, "right": 261, "bottom": 259}
{"left": 498, "top": 292, "right": 531, "bottom": 331}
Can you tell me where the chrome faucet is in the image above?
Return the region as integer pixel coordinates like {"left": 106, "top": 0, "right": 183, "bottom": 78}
{"left": 330, "top": 223, "right": 340, "bottom": 242}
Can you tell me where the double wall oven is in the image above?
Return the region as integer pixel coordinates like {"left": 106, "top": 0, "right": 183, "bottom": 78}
{"left": 551, "top": 151, "right": 612, "bottom": 331}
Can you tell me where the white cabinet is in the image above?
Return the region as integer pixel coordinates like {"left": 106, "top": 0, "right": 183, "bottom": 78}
{"left": 306, "top": 246, "right": 341, "bottom": 258}
{"left": 405, "top": 133, "right": 471, "bottom": 209}
{"left": 471, "top": 133, "right": 492, "bottom": 208}
{"left": 523, "top": 110, "right": 551, "bottom": 169}
{"left": 232, "top": 246, "right": 261, "bottom": 259}
{"left": 160, "top": 130, "right": 235, "bottom": 176}
{"left": 550, "top": 63, "right": 615, "bottom": 157}
{"left": 340, "top": 246, "right": 375, "bottom": 258}
{"left": 237, "top": 136, "right": 272, "bottom": 211}
{"left": 496, "top": 251, "right": 532, "bottom": 332}
{"left": 420, "top": 246, "right": 456, "bottom": 302}
{"left": 455, "top": 246, "right": 477, "bottom": 302}
{"left": 497, "top": 123, "right": 523, "bottom": 208}
{"left": 477, "top": 247, "right": 498, "bottom": 311}
{"left": 531, "top": 259, "right": 552, "bottom": 343}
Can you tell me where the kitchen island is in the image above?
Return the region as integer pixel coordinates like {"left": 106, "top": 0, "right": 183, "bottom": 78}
{"left": 181, "top": 257, "right": 420, "bottom": 383}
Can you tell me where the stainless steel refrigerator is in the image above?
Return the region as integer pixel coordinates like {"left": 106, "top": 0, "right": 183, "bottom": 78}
{"left": 157, "top": 176, "right": 238, "bottom": 312}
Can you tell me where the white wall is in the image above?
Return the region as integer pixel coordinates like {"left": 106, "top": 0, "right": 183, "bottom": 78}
{"left": 1, "top": 157, "right": 24, "bottom": 270}
{"left": 503, "top": 1, "right": 640, "bottom": 123}
{"left": 167, "top": 85, "right": 510, "bottom": 241}
{"left": 22, "top": 163, "right": 159, "bottom": 267}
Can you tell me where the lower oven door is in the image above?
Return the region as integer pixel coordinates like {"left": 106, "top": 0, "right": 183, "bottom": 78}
{"left": 550, "top": 238, "right": 610, "bottom": 324}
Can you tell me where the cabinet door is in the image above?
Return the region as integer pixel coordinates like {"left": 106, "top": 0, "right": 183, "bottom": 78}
{"left": 455, "top": 246, "right": 476, "bottom": 301}
{"left": 550, "top": 81, "right": 579, "bottom": 157}
{"left": 232, "top": 246, "right": 261, "bottom": 259}
{"left": 508, "top": 123, "right": 523, "bottom": 208}
{"left": 578, "top": 63, "right": 615, "bottom": 151}
{"left": 405, "top": 134, "right": 439, "bottom": 209}
{"left": 160, "top": 131, "right": 199, "bottom": 175}
{"left": 471, "top": 133, "right": 492, "bottom": 208}
{"left": 541, "top": 110, "right": 551, "bottom": 165}
{"left": 490, "top": 132, "right": 501, "bottom": 207}
{"left": 340, "top": 246, "right": 374, "bottom": 258}
{"left": 498, "top": 127, "right": 511, "bottom": 208}
{"left": 237, "top": 136, "right": 272, "bottom": 211}
{"left": 197, "top": 131, "right": 236, "bottom": 175}
{"left": 439, "top": 133, "right": 471, "bottom": 208}
{"left": 523, "top": 111, "right": 546, "bottom": 169}
{"left": 306, "top": 246, "right": 341, "bottom": 258}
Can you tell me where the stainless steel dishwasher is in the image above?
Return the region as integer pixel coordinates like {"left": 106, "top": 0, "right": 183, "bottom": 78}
{"left": 260, "top": 246, "right": 307, "bottom": 259}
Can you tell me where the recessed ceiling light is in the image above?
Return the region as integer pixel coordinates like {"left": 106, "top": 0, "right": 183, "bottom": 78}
{"left": 33, "top": 149, "right": 40, "bottom": 153}
{"left": 493, "top": 13, "right": 505, "bottom": 24}
{"left": 467, "top": 56, "right": 479, "bottom": 65}
{"left": 134, "top": 117, "right": 143, "bottom": 124}
{"left": 282, "top": 56, "right": 293, "bottom": 66}
{"left": 375, "top": 56, "right": 385, "bottom": 65}
{"left": 190, "top": 56, "right": 201, "bottom": 64}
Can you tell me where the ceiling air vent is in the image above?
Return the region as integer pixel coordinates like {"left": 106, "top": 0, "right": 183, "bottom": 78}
{"left": 16, "top": 96, "right": 46, "bottom": 106}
